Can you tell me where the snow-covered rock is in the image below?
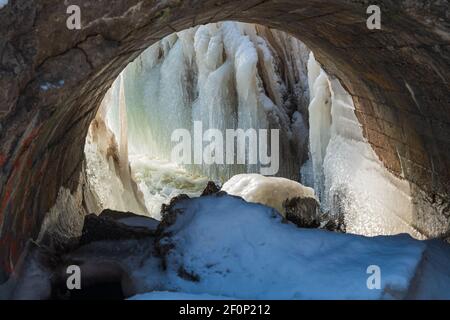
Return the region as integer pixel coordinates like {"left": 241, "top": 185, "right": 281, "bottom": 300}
{"left": 8, "top": 194, "right": 449, "bottom": 300}
{"left": 139, "top": 193, "right": 450, "bottom": 300}
{"left": 221, "top": 174, "right": 316, "bottom": 217}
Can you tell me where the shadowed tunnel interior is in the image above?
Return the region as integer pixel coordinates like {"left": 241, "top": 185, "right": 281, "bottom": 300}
{"left": 0, "top": 0, "right": 449, "bottom": 282}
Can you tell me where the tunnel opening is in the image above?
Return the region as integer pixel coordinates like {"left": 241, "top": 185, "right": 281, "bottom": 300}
{"left": 79, "top": 21, "right": 424, "bottom": 239}
{"left": 0, "top": 0, "right": 449, "bottom": 299}
{"left": 83, "top": 21, "right": 312, "bottom": 221}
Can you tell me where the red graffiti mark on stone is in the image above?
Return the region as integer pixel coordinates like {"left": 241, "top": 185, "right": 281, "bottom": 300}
{"left": 0, "top": 154, "right": 6, "bottom": 167}
{"left": 12, "top": 157, "right": 22, "bottom": 172}
{"left": 26, "top": 151, "right": 33, "bottom": 168}
{"left": 22, "top": 214, "right": 35, "bottom": 236}
{"left": 9, "top": 240, "right": 19, "bottom": 269}
{"left": 0, "top": 172, "right": 16, "bottom": 219}
{"left": 0, "top": 234, "right": 14, "bottom": 274}
{"left": 22, "top": 128, "right": 40, "bottom": 149}
{"left": 0, "top": 187, "right": 11, "bottom": 221}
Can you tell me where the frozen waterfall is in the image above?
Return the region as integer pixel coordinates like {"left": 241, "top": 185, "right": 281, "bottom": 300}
{"left": 122, "top": 22, "right": 310, "bottom": 182}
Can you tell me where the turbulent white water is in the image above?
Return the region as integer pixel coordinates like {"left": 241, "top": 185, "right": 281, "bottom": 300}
{"left": 305, "top": 53, "right": 422, "bottom": 238}
{"left": 129, "top": 155, "right": 208, "bottom": 220}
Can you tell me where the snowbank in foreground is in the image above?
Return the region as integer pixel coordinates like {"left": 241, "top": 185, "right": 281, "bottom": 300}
{"left": 130, "top": 291, "right": 234, "bottom": 300}
{"left": 127, "top": 194, "right": 450, "bottom": 300}
{"left": 221, "top": 174, "right": 316, "bottom": 216}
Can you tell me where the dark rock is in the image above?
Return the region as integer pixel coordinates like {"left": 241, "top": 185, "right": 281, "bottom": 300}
{"left": 99, "top": 209, "right": 160, "bottom": 232}
{"left": 283, "top": 195, "right": 347, "bottom": 232}
{"left": 155, "top": 194, "right": 192, "bottom": 269}
{"left": 439, "top": 230, "right": 450, "bottom": 244}
{"left": 79, "top": 214, "right": 154, "bottom": 246}
{"left": 51, "top": 260, "right": 132, "bottom": 300}
{"left": 99, "top": 209, "right": 149, "bottom": 220}
{"left": 201, "top": 181, "right": 221, "bottom": 196}
{"left": 321, "top": 212, "right": 346, "bottom": 233}
{"left": 158, "top": 194, "right": 191, "bottom": 235}
{"left": 177, "top": 266, "right": 200, "bottom": 282}
{"left": 0, "top": 268, "right": 8, "bottom": 286}
{"left": 283, "top": 197, "right": 321, "bottom": 229}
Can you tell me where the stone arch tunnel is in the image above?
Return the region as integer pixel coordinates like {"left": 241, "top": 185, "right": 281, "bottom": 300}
{"left": 0, "top": 0, "right": 449, "bottom": 279}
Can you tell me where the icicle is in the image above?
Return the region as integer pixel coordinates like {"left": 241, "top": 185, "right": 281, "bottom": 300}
{"left": 118, "top": 73, "right": 129, "bottom": 182}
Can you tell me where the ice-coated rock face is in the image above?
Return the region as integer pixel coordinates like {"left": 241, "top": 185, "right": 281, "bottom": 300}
{"left": 305, "top": 54, "right": 448, "bottom": 240}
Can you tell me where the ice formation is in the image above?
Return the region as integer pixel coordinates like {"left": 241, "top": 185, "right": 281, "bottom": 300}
{"left": 122, "top": 21, "right": 309, "bottom": 182}
{"left": 305, "top": 53, "right": 422, "bottom": 238}
{"left": 221, "top": 173, "right": 316, "bottom": 216}
{"left": 84, "top": 77, "right": 148, "bottom": 216}
{"left": 306, "top": 58, "right": 332, "bottom": 201}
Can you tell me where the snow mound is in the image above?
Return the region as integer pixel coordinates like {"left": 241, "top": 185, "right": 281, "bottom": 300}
{"left": 151, "top": 194, "right": 432, "bottom": 299}
{"left": 221, "top": 174, "right": 316, "bottom": 216}
{"left": 130, "top": 291, "right": 234, "bottom": 300}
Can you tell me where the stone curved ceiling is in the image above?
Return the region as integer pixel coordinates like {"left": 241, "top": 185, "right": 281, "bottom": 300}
{"left": 0, "top": 0, "right": 448, "bottom": 277}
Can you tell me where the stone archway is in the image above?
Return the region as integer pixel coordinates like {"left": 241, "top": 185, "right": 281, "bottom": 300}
{"left": 0, "top": 0, "right": 448, "bottom": 277}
